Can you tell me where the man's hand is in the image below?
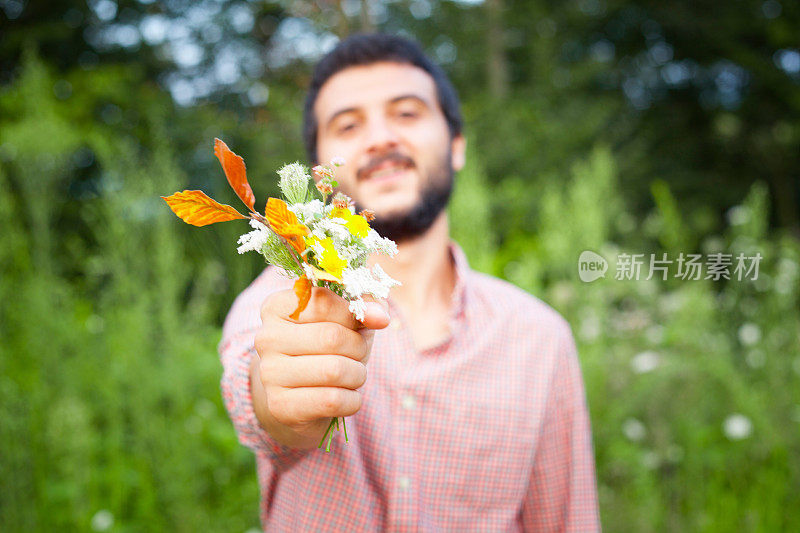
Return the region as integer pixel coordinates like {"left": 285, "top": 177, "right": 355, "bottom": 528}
{"left": 250, "top": 287, "right": 391, "bottom": 449}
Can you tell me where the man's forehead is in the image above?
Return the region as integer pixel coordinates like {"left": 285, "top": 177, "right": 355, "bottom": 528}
{"left": 315, "top": 61, "right": 437, "bottom": 118}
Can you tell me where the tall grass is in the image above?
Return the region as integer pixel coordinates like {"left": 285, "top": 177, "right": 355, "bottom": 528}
{"left": 0, "top": 55, "right": 260, "bottom": 532}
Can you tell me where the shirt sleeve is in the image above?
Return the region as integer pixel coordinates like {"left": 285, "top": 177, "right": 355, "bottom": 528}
{"left": 218, "top": 275, "right": 312, "bottom": 472}
{"left": 520, "top": 325, "right": 601, "bottom": 532}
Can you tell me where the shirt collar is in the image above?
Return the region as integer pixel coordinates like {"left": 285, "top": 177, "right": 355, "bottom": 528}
{"left": 447, "top": 240, "right": 471, "bottom": 323}
{"left": 383, "top": 241, "right": 472, "bottom": 352}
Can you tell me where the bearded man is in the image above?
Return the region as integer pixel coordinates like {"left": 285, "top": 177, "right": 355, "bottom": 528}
{"left": 219, "top": 33, "right": 600, "bottom": 532}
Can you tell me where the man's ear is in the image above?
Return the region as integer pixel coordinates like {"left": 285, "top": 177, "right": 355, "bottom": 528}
{"left": 450, "top": 134, "right": 466, "bottom": 172}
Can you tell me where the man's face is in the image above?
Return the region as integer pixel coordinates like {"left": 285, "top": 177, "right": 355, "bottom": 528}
{"left": 313, "top": 61, "right": 465, "bottom": 242}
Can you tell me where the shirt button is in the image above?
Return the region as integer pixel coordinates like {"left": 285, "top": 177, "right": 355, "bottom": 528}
{"left": 401, "top": 394, "right": 416, "bottom": 410}
{"left": 398, "top": 476, "right": 410, "bottom": 490}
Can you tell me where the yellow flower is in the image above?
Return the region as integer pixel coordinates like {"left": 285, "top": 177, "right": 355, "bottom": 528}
{"left": 330, "top": 207, "right": 370, "bottom": 238}
{"left": 317, "top": 237, "right": 347, "bottom": 278}
{"left": 345, "top": 214, "right": 370, "bottom": 238}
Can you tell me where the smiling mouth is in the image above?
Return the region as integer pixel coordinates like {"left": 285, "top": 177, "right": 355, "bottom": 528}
{"left": 358, "top": 155, "right": 415, "bottom": 182}
{"left": 366, "top": 164, "right": 410, "bottom": 180}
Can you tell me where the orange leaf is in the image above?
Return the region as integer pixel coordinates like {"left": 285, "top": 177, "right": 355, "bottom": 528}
{"left": 289, "top": 276, "right": 312, "bottom": 320}
{"left": 264, "top": 197, "right": 309, "bottom": 254}
{"left": 264, "top": 197, "right": 298, "bottom": 229}
{"left": 214, "top": 138, "right": 255, "bottom": 211}
{"left": 162, "top": 190, "right": 247, "bottom": 226}
{"left": 286, "top": 236, "right": 307, "bottom": 255}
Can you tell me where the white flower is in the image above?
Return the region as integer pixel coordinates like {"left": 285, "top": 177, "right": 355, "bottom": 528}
{"left": 314, "top": 217, "right": 351, "bottom": 243}
{"left": 737, "top": 322, "right": 761, "bottom": 346}
{"left": 330, "top": 156, "right": 346, "bottom": 166}
{"left": 341, "top": 266, "right": 378, "bottom": 299}
{"left": 364, "top": 229, "right": 398, "bottom": 256}
{"left": 91, "top": 510, "right": 114, "bottom": 532}
{"left": 371, "top": 264, "right": 401, "bottom": 294}
{"left": 340, "top": 264, "right": 399, "bottom": 301}
{"left": 348, "top": 298, "right": 367, "bottom": 321}
{"left": 277, "top": 162, "right": 310, "bottom": 204}
{"left": 641, "top": 450, "right": 659, "bottom": 470}
{"left": 645, "top": 325, "right": 664, "bottom": 345}
{"left": 726, "top": 205, "right": 749, "bottom": 226}
{"left": 289, "top": 199, "right": 324, "bottom": 223}
{"left": 630, "top": 351, "right": 660, "bottom": 374}
{"left": 746, "top": 349, "right": 765, "bottom": 368}
{"left": 236, "top": 219, "right": 303, "bottom": 275}
{"left": 622, "top": 418, "right": 646, "bottom": 442}
{"left": 337, "top": 242, "right": 367, "bottom": 264}
{"left": 579, "top": 313, "right": 600, "bottom": 342}
{"left": 723, "top": 413, "right": 753, "bottom": 440}
{"left": 236, "top": 219, "right": 269, "bottom": 254}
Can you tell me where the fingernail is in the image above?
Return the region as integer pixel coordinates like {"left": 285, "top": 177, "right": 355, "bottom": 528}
{"left": 367, "top": 302, "right": 389, "bottom": 321}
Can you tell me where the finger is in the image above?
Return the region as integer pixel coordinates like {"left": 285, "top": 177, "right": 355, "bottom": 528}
{"left": 262, "top": 287, "right": 364, "bottom": 329}
{"left": 352, "top": 297, "right": 389, "bottom": 363}
{"left": 268, "top": 386, "right": 363, "bottom": 425}
{"left": 264, "top": 355, "right": 367, "bottom": 390}
{"left": 256, "top": 320, "right": 369, "bottom": 361}
{"left": 360, "top": 329, "right": 376, "bottom": 364}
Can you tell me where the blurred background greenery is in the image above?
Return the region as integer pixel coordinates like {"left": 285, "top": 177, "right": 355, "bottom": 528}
{"left": 1, "top": 0, "right": 799, "bottom": 531}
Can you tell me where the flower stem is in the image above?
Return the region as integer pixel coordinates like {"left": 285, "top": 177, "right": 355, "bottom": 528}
{"left": 318, "top": 416, "right": 348, "bottom": 452}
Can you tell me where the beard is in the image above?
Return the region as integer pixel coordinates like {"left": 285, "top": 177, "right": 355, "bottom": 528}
{"left": 352, "top": 150, "right": 454, "bottom": 244}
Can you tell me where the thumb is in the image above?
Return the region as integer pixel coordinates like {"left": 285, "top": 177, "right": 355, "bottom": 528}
{"left": 359, "top": 297, "right": 390, "bottom": 331}
{"left": 357, "top": 298, "right": 390, "bottom": 365}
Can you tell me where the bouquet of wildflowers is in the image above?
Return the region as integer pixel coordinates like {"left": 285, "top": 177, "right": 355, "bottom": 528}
{"left": 162, "top": 139, "right": 399, "bottom": 451}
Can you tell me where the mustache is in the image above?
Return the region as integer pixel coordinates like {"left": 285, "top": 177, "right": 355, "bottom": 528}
{"left": 356, "top": 152, "right": 415, "bottom": 181}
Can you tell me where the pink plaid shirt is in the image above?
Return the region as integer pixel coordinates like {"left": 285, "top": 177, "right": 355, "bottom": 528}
{"left": 219, "top": 243, "right": 600, "bottom": 532}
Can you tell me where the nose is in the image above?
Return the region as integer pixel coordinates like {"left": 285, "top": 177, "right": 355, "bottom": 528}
{"left": 364, "top": 116, "right": 399, "bottom": 155}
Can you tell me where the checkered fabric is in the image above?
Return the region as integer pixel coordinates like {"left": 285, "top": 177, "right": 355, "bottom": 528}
{"left": 218, "top": 243, "right": 600, "bottom": 532}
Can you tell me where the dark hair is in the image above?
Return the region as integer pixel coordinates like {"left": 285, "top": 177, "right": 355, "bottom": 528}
{"left": 303, "top": 33, "right": 463, "bottom": 163}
